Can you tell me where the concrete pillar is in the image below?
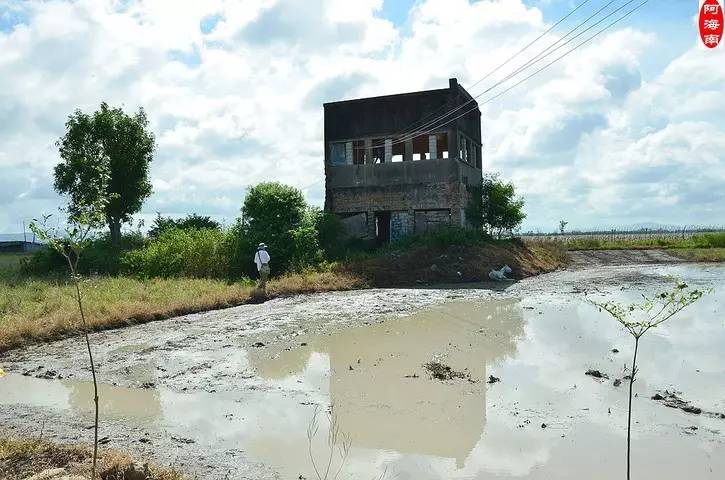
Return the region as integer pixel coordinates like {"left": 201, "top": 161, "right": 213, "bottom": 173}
{"left": 345, "top": 141, "right": 353, "bottom": 165}
{"left": 404, "top": 138, "right": 413, "bottom": 161}
{"left": 428, "top": 135, "right": 437, "bottom": 159}
{"left": 364, "top": 138, "right": 373, "bottom": 164}
{"left": 461, "top": 136, "right": 467, "bottom": 163}
{"left": 366, "top": 211, "right": 376, "bottom": 241}
{"left": 384, "top": 139, "right": 392, "bottom": 163}
{"left": 448, "top": 129, "right": 458, "bottom": 160}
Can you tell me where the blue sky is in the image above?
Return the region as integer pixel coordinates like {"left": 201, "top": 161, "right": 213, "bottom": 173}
{"left": 0, "top": 0, "right": 723, "bottom": 234}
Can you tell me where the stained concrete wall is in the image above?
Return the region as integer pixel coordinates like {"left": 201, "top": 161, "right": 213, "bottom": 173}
{"left": 390, "top": 211, "right": 414, "bottom": 243}
{"left": 324, "top": 79, "right": 481, "bottom": 146}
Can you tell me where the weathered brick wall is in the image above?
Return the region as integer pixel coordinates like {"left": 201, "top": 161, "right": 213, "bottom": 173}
{"left": 390, "top": 210, "right": 414, "bottom": 242}
{"left": 414, "top": 209, "right": 451, "bottom": 235}
{"left": 330, "top": 183, "right": 463, "bottom": 214}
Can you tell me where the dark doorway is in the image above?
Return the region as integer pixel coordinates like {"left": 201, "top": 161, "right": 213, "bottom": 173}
{"left": 375, "top": 211, "right": 391, "bottom": 245}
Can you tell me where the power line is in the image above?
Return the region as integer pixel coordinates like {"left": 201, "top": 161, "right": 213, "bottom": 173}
{"left": 373, "top": 0, "right": 596, "bottom": 141}
{"left": 414, "top": 0, "right": 650, "bottom": 140}
{"left": 387, "top": 0, "right": 633, "bottom": 148}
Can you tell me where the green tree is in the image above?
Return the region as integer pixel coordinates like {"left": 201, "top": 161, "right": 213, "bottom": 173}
{"left": 148, "top": 213, "right": 221, "bottom": 239}
{"left": 238, "top": 182, "right": 307, "bottom": 275}
{"left": 469, "top": 173, "right": 526, "bottom": 239}
{"left": 54, "top": 102, "right": 155, "bottom": 248}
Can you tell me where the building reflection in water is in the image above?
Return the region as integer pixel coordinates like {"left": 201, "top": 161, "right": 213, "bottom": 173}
{"left": 255, "top": 297, "right": 524, "bottom": 467}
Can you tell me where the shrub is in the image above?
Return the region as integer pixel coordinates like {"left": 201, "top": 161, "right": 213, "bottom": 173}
{"left": 121, "top": 228, "right": 228, "bottom": 278}
{"left": 317, "top": 211, "right": 346, "bottom": 259}
{"left": 290, "top": 216, "right": 324, "bottom": 272}
{"left": 21, "top": 232, "right": 145, "bottom": 276}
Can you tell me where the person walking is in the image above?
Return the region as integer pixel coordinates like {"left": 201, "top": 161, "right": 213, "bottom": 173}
{"left": 254, "top": 243, "right": 271, "bottom": 290}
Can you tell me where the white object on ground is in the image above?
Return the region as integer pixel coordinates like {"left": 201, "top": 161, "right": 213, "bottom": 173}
{"left": 489, "top": 265, "right": 513, "bottom": 281}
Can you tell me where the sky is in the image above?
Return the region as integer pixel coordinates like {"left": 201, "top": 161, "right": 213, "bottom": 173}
{"left": 0, "top": 0, "right": 723, "bottom": 234}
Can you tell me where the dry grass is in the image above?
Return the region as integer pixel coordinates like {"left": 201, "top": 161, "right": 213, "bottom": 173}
{"left": 0, "top": 437, "right": 185, "bottom": 479}
{"left": 0, "top": 270, "right": 365, "bottom": 353}
{"left": 267, "top": 270, "right": 366, "bottom": 296}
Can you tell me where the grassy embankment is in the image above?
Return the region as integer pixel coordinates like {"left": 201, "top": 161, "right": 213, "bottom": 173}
{"left": 549, "top": 232, "right": 725, "bottom": 262}
{"left": 0, "top": 437, "right": 184, "bottom": 479}
{"left": 0, "top": 237, "right": 565, "bottom": 354}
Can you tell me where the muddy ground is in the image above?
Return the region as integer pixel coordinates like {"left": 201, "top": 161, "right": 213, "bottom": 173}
{"left": 1, "top": 251, "right": 723, "bottom": 479}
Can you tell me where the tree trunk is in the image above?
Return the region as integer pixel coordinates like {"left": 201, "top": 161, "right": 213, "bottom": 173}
{"left": 109, "top": 219, "right": 121, "bottom": 248}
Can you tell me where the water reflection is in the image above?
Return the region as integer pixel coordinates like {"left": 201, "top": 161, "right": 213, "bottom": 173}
{"left": 253, "top": 298, "right": 525, "bottom": 466}
{"left": 1, "top": 375, "right": 161, "bottom": 424}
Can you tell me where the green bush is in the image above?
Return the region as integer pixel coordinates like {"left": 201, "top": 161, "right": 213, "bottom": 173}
{"left": 21, "top": 232, "right": 146, "bottom": 276}
{"left": 121, "top": 227, "right": 229, "bottom": 278}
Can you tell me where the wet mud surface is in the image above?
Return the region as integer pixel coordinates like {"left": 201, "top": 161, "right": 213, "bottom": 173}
{"left": 1, "top": 261, "right": 724, "bottom": 479}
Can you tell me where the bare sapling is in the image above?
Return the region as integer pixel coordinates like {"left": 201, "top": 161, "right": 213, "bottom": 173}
{"left": 588, "top": 280, "right": 710, "bottom": 480}
{"left": 30, "top": 169, "right": 112, "bottom": 480}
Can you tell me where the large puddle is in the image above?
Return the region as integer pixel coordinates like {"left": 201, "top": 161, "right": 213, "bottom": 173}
{"left": 1, "top": 264, "right": 724, "bottom": 479}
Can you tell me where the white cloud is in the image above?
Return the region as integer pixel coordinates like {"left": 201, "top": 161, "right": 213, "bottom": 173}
{"left": 0, "top": 0, "right": 722, "bottom": 233}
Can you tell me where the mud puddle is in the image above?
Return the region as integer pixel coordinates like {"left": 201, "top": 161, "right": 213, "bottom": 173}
{"left": 1, "top": 264, "right": 724, "bottom": 479}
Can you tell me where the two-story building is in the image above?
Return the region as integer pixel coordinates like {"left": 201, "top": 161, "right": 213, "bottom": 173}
{"left": 323, "top": 78, "right": 482, "bottom": 244}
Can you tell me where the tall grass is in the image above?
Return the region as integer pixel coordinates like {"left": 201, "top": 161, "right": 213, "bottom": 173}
{"left": 0, "top": 271, "right": 364, "bottom": 353}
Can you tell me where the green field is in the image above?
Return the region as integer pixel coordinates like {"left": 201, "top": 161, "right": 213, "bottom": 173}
{"left": 526, "top": 232, "right": 725, "bottom": 252}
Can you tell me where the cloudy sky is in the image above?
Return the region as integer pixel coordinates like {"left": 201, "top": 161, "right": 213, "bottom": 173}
{"left": 0, "top": 0, "right": 723, "bottom": 234}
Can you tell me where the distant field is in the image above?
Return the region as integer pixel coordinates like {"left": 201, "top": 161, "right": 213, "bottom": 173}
{"left": 523, "top": 231, "right": 725, "bottom": 251}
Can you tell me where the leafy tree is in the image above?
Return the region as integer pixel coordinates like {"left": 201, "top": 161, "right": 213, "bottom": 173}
{"left": 54, "top": 102, "right": 155, "bottom": 248}
{"left": 148, "top": 213, "right": 221, "bottom": 239}
{"left": 237, "top": 182, "right": 307, "bottom": 275}
{"left": 468, "top": 173, "right": 526, "bottom": 239}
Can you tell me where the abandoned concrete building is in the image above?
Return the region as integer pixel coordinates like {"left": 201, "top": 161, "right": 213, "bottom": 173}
{"left": 324, "top": 78, "right": 482, "bottom": 244}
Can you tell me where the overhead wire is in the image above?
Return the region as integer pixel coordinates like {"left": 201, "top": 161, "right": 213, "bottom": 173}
{"left": 384, "top": 0, "right": 636, "bottom": 149}
{"left": 364, "top": 0, "right": 596, "bottom": 143}
{"left": 405, "top": 0, "right": 650, "bottom": 141}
